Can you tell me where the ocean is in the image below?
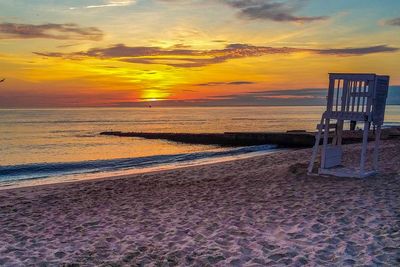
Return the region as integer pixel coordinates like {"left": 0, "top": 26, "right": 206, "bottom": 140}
{"left": 1, "top": 106, "right": 399, "bottom": 188}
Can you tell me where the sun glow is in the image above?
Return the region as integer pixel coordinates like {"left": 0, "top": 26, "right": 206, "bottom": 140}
{"left": 1, "top": 0, "right": 399, "bottom": 108}
{"left": 140, "top": 89, "right": 170, "bottom": 101}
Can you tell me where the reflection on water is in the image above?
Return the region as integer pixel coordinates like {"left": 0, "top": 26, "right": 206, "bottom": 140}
{"left": 1, "top": 106, "right": 399, "bottom": 166}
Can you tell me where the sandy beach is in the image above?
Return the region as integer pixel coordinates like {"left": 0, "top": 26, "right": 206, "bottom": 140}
{"left": 0, "top": 140, "right": 399, "bottom": 266}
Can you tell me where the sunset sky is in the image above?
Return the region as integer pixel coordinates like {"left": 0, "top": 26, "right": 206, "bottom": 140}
{"left": 0, "top": 0, "right": 400, "bottom": 107}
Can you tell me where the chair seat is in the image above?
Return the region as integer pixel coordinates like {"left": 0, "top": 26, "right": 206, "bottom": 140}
{"left": 324, "top": 111, "right": 368, "bottom": 121}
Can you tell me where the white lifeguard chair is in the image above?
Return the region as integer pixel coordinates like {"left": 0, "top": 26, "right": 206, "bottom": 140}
{"left": 308, "top": 73, "right": 390, "bottom": 178}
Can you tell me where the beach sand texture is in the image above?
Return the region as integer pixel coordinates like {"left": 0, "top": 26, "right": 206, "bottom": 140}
{"left": 0, "top": 140, "right": 399, "bottom": 266}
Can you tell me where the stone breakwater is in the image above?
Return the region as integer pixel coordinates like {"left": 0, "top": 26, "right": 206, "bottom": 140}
{"left": 100, "top": 127, "right": 400, "bottom": 148}
{"left": 100, "top": 131, "right": 317, "bottom": 148}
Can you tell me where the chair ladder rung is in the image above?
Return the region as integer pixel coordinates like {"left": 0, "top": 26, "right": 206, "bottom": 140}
{"left": 316, "top": 123, "right": 337, "bottom": 130}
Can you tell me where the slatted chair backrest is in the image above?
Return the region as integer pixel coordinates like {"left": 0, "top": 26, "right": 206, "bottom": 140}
{"left": 372, "top": 75, "right": 390, "bottom": 125}
{"left": 327, "top": 73, "right": 377, "bottom": 121}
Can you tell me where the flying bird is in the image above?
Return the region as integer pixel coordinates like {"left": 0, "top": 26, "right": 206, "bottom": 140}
{"left": 0, "top": 78, "right": 5, "bottom": 83}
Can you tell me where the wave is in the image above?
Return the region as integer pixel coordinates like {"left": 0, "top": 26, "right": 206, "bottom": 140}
{"left": 0, "top": 144, "right": 277, "bottom": 183}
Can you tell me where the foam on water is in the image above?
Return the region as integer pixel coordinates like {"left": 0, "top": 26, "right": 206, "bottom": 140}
{"left": 0, "top": 144, "right": 277, "bottom": 183}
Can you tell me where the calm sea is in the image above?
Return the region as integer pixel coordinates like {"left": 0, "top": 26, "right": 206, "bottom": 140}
{"left": 1, "top": 106, "right": 399, "bottom": 187}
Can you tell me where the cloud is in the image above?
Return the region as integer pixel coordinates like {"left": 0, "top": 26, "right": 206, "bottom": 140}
{"left": 34, "top": 52, "right": 65, "bottom": 57}
{"left": 249, "top": 88, "right": 326, "bottom": 96}
{"left": 196, "top": 81, "right": 255, "bottom": 86}
{"left": 82, "top": 44, "right": 201, "bottom": 57}
{"left": 70, "top": 0, "right": 136, "bottom": 9}
{"left": 384, "top": 17, "right": 400, "bottom": 26}
{"left": 0, "top": 23, "right": 103, "bottom": 40}
{"left": 56, "top": 43, "right": 83, "bottom": 48}
{"left": 223, "top": 0, "right": 328, "bottom": 22}
{"left": 313, "top": 45, "right": 399, "bottom": 55}
{"left": 208, "top": 88, "right": 326, "bottom": 101}
{"left": 159, "top": 0, "right": 327, "bottom": 23}
{"left": 34, "top": 43, "right": 399, "bottom": 68}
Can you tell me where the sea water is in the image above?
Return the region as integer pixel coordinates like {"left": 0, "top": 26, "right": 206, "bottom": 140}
{"left": 1, "top": 106, "right": 399, "bottom": 187}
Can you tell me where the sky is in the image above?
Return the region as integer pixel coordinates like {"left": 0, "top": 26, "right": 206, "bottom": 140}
{"left": 0, "top": 0, "right": 400, "bottom": 107}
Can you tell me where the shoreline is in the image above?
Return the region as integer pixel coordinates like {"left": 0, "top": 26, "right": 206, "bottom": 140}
{"left": 1, "top": 140, "right": 399, "bottom": 265}
{"left": 0, "top": 148, "right": 285, "bottom": 191}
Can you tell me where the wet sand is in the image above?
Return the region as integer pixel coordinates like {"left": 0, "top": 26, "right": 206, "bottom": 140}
{"left": 0, "top": 140, "right": 399, "bottom": 266}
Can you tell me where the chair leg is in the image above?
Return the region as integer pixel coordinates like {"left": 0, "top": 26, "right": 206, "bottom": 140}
{"left": 373, "top": 125, "right": 382, "bottom": 171}
{"left": 337, "top": 119, "right": 344, "bottom": 147}
{"left": 360, "top": 121, "right": 370, "bottom": 176}
{"left": 321, "top": 117, "right": 330, "bottom": 170}
{"left": 308, "top": 118, "right": 324, "bottom": 174}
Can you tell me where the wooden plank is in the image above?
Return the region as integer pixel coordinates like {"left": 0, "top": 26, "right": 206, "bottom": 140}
{"left": 319, "top": 167, "right": 376, "bottom": 178}
{"left": 328, "top": 112, "right": 366, "bottom": 121}
{"left": 329, "top": 73, "right": 376, "bottom": 81}
{"left": 308, "top": 117, "right": 325, "bottom": 174}
{"left": 335, "top": 79, "right": 341, "bottom": 111}
{"left": 361, "top": 81, "right": 367, "bottom": 113}
{"left": 356, "top": 81, "right": 362, "bottom": 113}
{"left": 351, "top": 81, "right": 357, "bottom": 112}
{"left": 375, "top": 75, "right": 390, "bottom": 81}
{"left": 327, "top": 78, "right": 335, "bottom": 112}
{"left": 346, "top": 81, "right": 353, "bottom": 112}
{"left": 323, "top": 145, "right": 342, "bottom": 168}
{"left": 372, "top": 76, "right": 389, "bottom": 125}
{"left": 365, "top": 78, "right": 375, "bottom": 118}
{"left": 341, "top": 79, "right": 349, "bottom": 112}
